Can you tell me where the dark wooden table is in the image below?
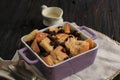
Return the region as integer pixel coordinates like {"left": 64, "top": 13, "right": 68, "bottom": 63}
{"left": 0, "top": 0, "right": 120, "bottom": 60}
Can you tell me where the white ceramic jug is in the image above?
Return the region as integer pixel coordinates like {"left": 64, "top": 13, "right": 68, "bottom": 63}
{"left": 41, "top": 5, "right": 63, "bottom": 26}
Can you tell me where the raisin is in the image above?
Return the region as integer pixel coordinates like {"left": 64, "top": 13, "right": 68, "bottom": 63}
{"left": 26, "top": 40, "right": 34, "bottom": 46}
{"left": 60, "top": 42, "right": 65, "bottom": 47}
{"left": 61, "top": 48, "right": 66, "bottom": 53}
{"left": 50, "top": 31, "right": 56, "bottom": 35}
{"left": 38, "top": 43, "right": 45, "bottom": 53}
{"left": 64, "top": 57, "right": 69, "bottom": 60}
{"left": 77, "top": 37, "right": 81, "bottom": 40}
{"left": 64, "top": 38, "right": 67, "bottom": 42}
{"left": 75, "top": 32, "right": 81, "bottom": 37}
{"left": 41, "top": 52, "right": 50, "bottom": 57}
{"left": 71, "top": 30, "right": 77, "bottom": 35}
{"left": 50, "top": 41, "right": 54, "bottom": 46}
{"left": 68, "top": 35, "right": 73, "bottom": 38}
{"left": 47, "top": 35, "right": 54, "bottom": 41}
{"left": 57, "top": 29, "right": 64, "bottom": 33}
{"left": 53, "top": 43, "right": 59, "bottom": 49}
{"left": 40, "top": 47, "right": 49, "bottom": 57}
{"left": 66, "top": 49, "right": 71, "bottom": 56}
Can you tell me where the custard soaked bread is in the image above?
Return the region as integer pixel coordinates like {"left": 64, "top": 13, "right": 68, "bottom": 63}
{"left": 23, "top": 23, "right": 95, "bottom": 66}
{"left": 40, "top": 37, "right": 54, "bottom": 53}
{"left": 50, "top": 46, "right": 69, "bottom": 64}
{"left": 65, "top": 37, "right": 89, "bottom": 56}
{"left": 23, "top": 29, "right": 39, "bottom": 42}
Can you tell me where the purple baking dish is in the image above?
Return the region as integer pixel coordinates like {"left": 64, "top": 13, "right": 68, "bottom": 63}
{"left": 18, "top": 22, "right": 98, "bottom": 80}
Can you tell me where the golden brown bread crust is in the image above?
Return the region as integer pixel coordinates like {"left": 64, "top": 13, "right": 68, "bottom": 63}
{"left": 65, "top": 37, "right": 89, "bottom": 56}
{"left": 77, "top": 41, "right": 89, "bottom": 53}
{"left": 23, "top": 29, "right": 39, "bottom": 42}
{"left": 30, "top": 39, "right": 40, "bottom": 54}
{"left": 50, "top": 46, "right": 69, "bottom": 64}
{"left": 53, "top": 33, "right": 69, "bottom": 43}
{"left": 48, "top": 26, "right": 58, "bottom": 33}
{"left": 35, "top": 32, "right": 48, "bottom": 42}
{"left": 41, "top": 55, "right": 54, "bottom": 66}
{"left": 47, "top": 23, "right": 71, "bottom": 34}
{"left": 39, "top": 37, "right": 54, "bottom": 53}
{"left": 63, "top": 23, "right": 71, "bottom": 33}
{"left": 85, "top": 38, "right": 95, "bottom": 49}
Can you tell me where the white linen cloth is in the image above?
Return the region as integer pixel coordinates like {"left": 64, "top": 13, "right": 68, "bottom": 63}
{"left": 0, "top": 29, "right": 120, "bottom": 80}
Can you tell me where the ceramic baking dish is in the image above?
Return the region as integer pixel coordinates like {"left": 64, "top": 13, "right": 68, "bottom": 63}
{"left": 18, "top": 22, "right": 98, "bottom": 80}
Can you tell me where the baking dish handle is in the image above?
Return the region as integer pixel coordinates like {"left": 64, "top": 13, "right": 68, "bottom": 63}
{"left": 18, "top": 47, "right": 39, "bottom": 65}
{"left": 79, "top": 26, "right": 97, "bottom": 40}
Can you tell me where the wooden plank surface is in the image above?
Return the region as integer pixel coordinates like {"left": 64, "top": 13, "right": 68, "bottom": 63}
{"left": 0, "top": 0, "right": 120, "bottom": 59}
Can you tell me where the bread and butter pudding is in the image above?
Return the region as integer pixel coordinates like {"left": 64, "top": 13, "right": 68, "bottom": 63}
{"left": 23, "top": 23, "right": 95, "bottom": 66}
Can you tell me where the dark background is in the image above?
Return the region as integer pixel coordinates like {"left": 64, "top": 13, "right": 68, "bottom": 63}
{"left": 0, "top": 0, "right": 120, "bottom": 59}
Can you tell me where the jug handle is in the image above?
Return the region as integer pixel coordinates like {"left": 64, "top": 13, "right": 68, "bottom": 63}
{"left": 41, "top": 5, "right": 48, "bottom": 10}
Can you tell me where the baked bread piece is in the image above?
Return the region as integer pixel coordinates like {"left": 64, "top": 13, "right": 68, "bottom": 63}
{"left": 53, "top": 33, "right": 69, "bottom": 43}
{"left": 65, "top": 37, "right": 89, "bottom": 56}
{"left": 63, "top": 23, "right": 71, "bottom": 33}
{"left": 41, "top": 55, "right": 54, "bottom": 66}
{"left": 85, "top": 38, "right": 95, "bottom": 49}
{"left": 47, "top": 23, "right": 71, "bottom": 34}
{"left": 35, "top": 32, "right": 48, "bottom": 42}
{"left": 31, "top": 39, "right": 40, "bottom": 54}
{"left": 39, "top": 37, "right": 54, "bottom": 53}
{"left": 77, "top": 41, "right": 89, "bottom": 53}
{"left": 23, "top": 29, "right": 39, "bottom": 42}
{"left": 50, "top": 46, "right": 69, "bottom": 64}
{"left": 48, "top": 26, "right": 58, "bottom": 33}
